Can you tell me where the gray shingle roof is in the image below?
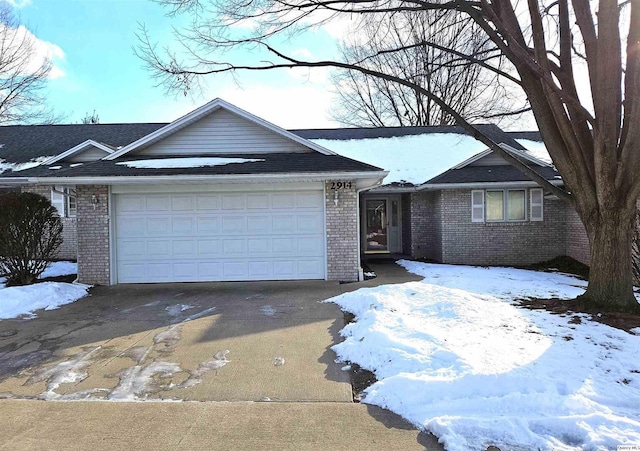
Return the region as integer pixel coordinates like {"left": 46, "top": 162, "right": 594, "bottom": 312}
{"left": 506, "top": 131, "right": 543, "bottom": 141}
{"left": 0, "top": 123, "right": 167, "bottom": 164}
{"left": 425, "top": 165, "right": 559, "bottom": 185}
{"left": 2, "top": 153, "right": 382, "bottom": 178}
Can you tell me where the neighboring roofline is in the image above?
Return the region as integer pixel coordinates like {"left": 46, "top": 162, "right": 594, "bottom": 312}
{"left": 104, "top": 98, "right": 337, "bottom": 161}
{"left": 418, "top": 179, "right": 564, "bottom": 190}
{"left": 44, "top": 140, "right": 115, "bottom": 165}
{"left": 452, "top": 143, "right": 552, "bottom": 169}
{"left": 0, "top": 170, "right": 389, "bottom": 189}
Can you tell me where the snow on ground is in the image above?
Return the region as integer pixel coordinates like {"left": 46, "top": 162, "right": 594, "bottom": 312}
{"left": 0, "top": 261, "right": 86, "bottom": 320}
{"left": 326, "top": 262, "right": 640, "bottom": 451}
{"left": 311, "top": 134, "right": 487, "bottom": 184}
{"left": 116, "top": 157, "right": 264, "bottom": 169}
{"left": 39, "top": 261, "right": 77, "bottom": 279}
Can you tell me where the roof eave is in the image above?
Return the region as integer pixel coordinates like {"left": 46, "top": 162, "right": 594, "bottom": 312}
{"left": 1, "top": 170, "right": 389, "bottom": 189}
{"left": 418, "top": 179, "right": 564, "bottom": 190}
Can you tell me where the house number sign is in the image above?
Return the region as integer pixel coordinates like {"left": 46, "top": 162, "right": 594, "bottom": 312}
{"left": 330, "top": 181, "right": 353, "bottom": 190}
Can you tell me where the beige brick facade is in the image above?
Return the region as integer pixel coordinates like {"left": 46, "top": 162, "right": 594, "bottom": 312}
{"left": 404, "top": 189, "right": 573, "bottom": 266}
{"left": 76, "top": 185, "right": 110, "bottom": 285}
{"left": 565, "top": 206, "right": 590, "bottom": 264}
{"left": 325, "top": 181, "right": 359, "bottom": 281}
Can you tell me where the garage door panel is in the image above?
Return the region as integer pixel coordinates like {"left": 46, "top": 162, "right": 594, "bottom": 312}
{"left": 247, "top": 194, "right": 269, "bottom": 209}
{"left": 118, "top": 218, "right": 146, "bottom": 236}
{"left": 222, "top": 194, "right": 245, "bottom": 210}
{"left": 116, "top": 190, "right": 325, "bottom": 282}
{"left": 146, "top": 195, "right": 171, "bottom": 212}
{"left": 198, "top": 239, "right": 219, "bottom": 256}
{"left": 147, "top": 218, "right": 170, "bottom": 235}
{"left": 173, "top": 240, "right": 196, "bottom": 258}
{"left": 172, "top": 217, "right": 194, "bottom": 233}
{"left": 147, "top": 241, "right": 170, "bottom": 258}
{"left": 297, "top": 192, "right": 323, "bottom": 208}
{"left": 222, "top": 216, "right": 245, "bottom": 233}
{"left": 222, "top": 239, "right": 246, "bottom": 255}
{"left": 272, "top": 193, "right": 295, "bottom": 209}
{"left": 197, "top": 217, "right": 219, "bottom": 234}
{"left": 171, "top": 195, "right": 194, "bottom": 211}
{"left": 196, "top": 194, "right": 220, "bottom": 210}
{"left": 272, "top": 237, "right": 295, "bottom": 254}
{"left": 247, "top": 239, "right": 270, "bottom": 254}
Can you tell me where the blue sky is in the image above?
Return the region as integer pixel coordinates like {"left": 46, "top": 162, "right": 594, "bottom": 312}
{"left": 16, "top": 0, "right": 342, "bottom": 128}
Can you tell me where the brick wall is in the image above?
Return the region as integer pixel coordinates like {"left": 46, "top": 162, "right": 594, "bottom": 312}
{"left": 325, "top": 181, "right": 359, "bottom": 281}
{"left": 21, "top": 184, "right": 78, "bottom": 261}
{"left": 409, "top": 191, "right": 442, "bottom": 261}
{"left": 438, "top": 189, "right": 567, "bottom": 265}
{"left": 76, "top": 185, "right": 110, "bottom": 285}
{"left": 565, "top": 205, "right": 590, "bottom": 265}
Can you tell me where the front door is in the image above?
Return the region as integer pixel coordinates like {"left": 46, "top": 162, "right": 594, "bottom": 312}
{"left": 365, "top": 199, "right": 388, "bottom": 252}
{"left": 363, "top": 196, "right": 402, "bottom": 254}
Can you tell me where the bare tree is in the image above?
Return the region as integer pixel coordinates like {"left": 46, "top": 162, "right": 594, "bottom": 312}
{"left": 137, "top": 0, "right": 640, "bottom": 312}
{"left": 331, "top": 10, "right": 526, "bottom": 127}
{"left": 80, "top": 110, "right": 100, "bottom": 124}
{"left": 0, "top": 3, "right": 58, "bottom": 124}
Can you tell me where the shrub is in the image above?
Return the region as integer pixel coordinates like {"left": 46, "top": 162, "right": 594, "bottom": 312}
{"left": 0, "top": 192, "right": 63, "bottom": 286}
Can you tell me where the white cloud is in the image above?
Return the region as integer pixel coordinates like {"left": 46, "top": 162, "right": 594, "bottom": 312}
{"left": 5, "top": 0, "right": 31, "bottom": 8}
{"left": 0, "top": 23, "right": 66, "bottom": 79}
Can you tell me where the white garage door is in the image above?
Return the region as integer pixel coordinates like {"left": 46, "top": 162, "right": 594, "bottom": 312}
{"left": 114, "top": 190, "right": 325, "bottom": 283}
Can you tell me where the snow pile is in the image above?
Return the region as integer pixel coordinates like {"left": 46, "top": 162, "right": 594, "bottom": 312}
{"left": 39, "top": 261, "right": 77, "bottom": 279}
{"left": 116, "top": 157, "right": 264, "bottom": 169}
{"left": 0, "top": 282, "right": 90, "bottom": 319}
{"left": 311, "top": 134, "right": 487, "bottom": 184}
{"left": 326, "top": 262, "right": 640, "bottom": 451}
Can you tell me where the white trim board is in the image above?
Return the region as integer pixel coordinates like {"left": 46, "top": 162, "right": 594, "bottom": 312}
{"left": 44, "top": 140, "right": 115, "bottom": 165}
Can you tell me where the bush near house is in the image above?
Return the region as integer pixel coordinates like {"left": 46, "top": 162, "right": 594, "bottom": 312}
{"left": 0, "top": 192, "right": 62, "bottom": 286}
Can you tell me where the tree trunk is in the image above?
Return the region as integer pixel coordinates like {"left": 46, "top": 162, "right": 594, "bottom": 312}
{"left": 580, "top": 206, "right": 640, "bottom": 312}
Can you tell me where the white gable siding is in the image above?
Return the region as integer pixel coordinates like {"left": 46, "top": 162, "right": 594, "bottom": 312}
{"left": 137, "top": 109, "right": 312, "bottom": 156}
{"left": 68, "top": 146, "right": 111, "bottom": 163}
{"left": 468, "top": 152, "right": 509, "bottom": 166}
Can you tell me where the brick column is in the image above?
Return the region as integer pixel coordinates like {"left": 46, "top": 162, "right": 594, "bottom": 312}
{"left": 76, "top": 185, "right": 110, "bottom": 285}
{"left": 325, "top": 181, "right": 359, "bottom": 281}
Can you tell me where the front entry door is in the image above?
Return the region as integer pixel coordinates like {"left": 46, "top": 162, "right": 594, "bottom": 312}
{"left": 365, "top": 199, "right": 388, "bottom": 252}
{"left": 363, "top": 196, "right": 402, "bottom": 254}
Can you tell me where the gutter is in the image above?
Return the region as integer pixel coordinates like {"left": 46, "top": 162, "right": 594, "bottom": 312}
{"left": 418, "top": 179, "right": 564, "bottom": 190}
{"left": 0, "top": 170, "right": 389, "bottom": 189}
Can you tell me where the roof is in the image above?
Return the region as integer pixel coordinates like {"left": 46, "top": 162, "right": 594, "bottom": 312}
{"left": 506, "top": 131, "right": 542, "bottom": 141}
{"left": 0, "top": 123, "right": 166, "bottom": 164}
{"left": 424, "top": 165, "right": 560, "bottom": 186}
{"left": 292, "top": 124, "right": 526, "bottom": 150}
{"left": 2, "top": 153, "right": 382, "bottom": 179}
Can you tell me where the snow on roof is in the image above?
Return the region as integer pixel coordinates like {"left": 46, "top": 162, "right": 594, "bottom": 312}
{"left": 116, "top": 157, "right": 265, "bottom": 169}
{"left": 0, "top": 156, "right": 51, "bottom": 174}
{"left": 310, "top": 134, "right": 488, "bottom": 185}
{"left": 515, "top": 139, "right": 552, "bottom": 164}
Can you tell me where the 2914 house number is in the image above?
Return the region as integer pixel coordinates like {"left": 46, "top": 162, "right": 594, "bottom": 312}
{"left": 330, "top": 181, "right": 353, "bottom": 190}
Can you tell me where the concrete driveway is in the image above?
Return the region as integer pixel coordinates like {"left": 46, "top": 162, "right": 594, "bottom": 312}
{"left": 0, "top": 279, "right": 352, "bottom": 402}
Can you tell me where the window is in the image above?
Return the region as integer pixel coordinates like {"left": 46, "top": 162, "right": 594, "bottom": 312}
{"left": 51, "top": 186, "right": 77, "bottom": 218}
{"left": 472, "top": 188, "right": 538, "bottom": 222}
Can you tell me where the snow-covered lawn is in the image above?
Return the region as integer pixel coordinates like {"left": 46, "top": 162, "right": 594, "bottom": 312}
{"left": 327, "top": 261, "right": 640, "bottom": 451}
{"left": 0, "top": 261, "right": 89, "bottom": 320}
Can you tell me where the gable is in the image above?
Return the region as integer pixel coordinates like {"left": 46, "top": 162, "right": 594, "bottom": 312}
{"left": 134, "top": 108, "right": 313, "bottom": 157}
{"left": 67, "top": 145, "right": 112, "bottom": 163}
{"left": 469, "top": 152, "right": 513, "bottom": 166}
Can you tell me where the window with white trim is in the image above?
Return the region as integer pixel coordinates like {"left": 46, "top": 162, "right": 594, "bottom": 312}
{"left": 51, "top": 186, "right": 77, "bottom": 218}
{"left": 471, "top": 188, "right": 541, "bottom": 222}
